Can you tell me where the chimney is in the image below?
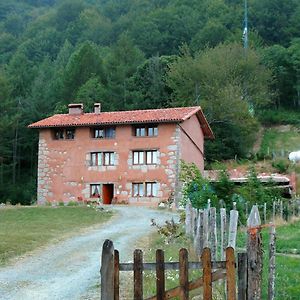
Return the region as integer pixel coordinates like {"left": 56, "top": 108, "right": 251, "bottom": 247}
{"left": 68, "top": 103, "right": 83, "bottom": 115}
{"left": 94, "top": 103, "right": 101, "bottom": 114}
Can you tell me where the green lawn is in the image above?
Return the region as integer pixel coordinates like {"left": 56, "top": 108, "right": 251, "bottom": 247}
{"left": 0, "top": 206, "right": 113, "bottom": 266}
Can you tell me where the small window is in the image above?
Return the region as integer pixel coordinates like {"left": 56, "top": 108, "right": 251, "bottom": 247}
{"left": 90, "top": 184, "right": 101, "bottom": 197}
{"left": 93, "top": 127, "right": 115, "bottom": 139}
{"left": 145, "top": 182, "right": 158, "bottom": 197}
{"left": 134, "top": 124, "right": 158, "bottom": 137}
{"left": 133, "top": 151, "right": 144, "bottom": 165}
{"left": 132, "top": 183, "right": 144, "bottom": 197}
{"left": 53, "top": 128, "right": 75, "bottom": 140}
{"left": 66, "top": 128, "right": 75, "bottom": 140}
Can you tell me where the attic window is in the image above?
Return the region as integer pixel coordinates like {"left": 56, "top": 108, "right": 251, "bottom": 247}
{"left": 92, "top": 127, "right": 115, "bottom": 139}
{"left": 134, "top": 124, "right": 158, "bottom": 137}
{"left": 53, "top": 128, "right": 75, "bottom": 140}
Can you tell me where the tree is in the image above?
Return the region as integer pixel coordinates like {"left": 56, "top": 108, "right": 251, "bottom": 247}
{"left": 167, "top": 43, "right": 270, "bottom": 159}
{"left": 62, "top": 41, "right": 104, "bottom": 104}
{"left": 102, "top": 34, "right": 145, "bottom": 111}
{"left": 127, "top": 55, "right": 175, "bottom": 109}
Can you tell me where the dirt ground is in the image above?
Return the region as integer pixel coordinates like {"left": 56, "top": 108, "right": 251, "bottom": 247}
{"left": 0, "top": 206, "right": 178, "bottom": 300}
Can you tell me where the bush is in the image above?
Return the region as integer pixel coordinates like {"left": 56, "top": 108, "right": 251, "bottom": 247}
{"left": 258, "top": 109, "right": 300, "bottom": 126}
{"left": 272, "top": 159, "right": 290, "bottom": 173}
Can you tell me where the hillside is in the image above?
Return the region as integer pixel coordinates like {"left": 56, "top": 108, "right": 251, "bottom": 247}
{"left": 0, "top": 0, "right": 300, "bottom": 203}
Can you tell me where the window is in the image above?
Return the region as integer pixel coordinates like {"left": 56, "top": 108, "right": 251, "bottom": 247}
{"left": 132, "top": 182, "right": 158, "bottom": 197}
{"left": 66, "top": 128, "right": 75, "bottom": 139}
{"left": 134, "top": 124, "right": 158, "bottom": 137}
{"left": 91, "top": 152, "right": 102, "bottom": 166}
{"left": 133, "top": 151, "right": 144, "bottom": 165}
{"left": 104, "top": 152, "right": 115, "bottom": 166}
{"left": 53, "top": 128, "right": 75, "bottom": 140}
{"left": 146, "top": 150, "right": 157, "bottom": 164}
{"left": 90, "top": 152, "right": 115, "bottom": 166}
{"left": 146, "top": 182, "right": 158, "bottom": 197}
{"left": 93, "top": 127, "right": 115, "bottom": 139}
{"left": 133, "top": 150, "right": 157, "bottom": 165}
{"left": 132, "top": 183, "right": 144, "bottom": 197}
{"left": 90, "top": 184, "right": 101, "bottom": 197}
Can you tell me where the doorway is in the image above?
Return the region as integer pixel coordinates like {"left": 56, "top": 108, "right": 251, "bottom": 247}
{"left": 102, "top": 184, "right": 114, "bottom": 204}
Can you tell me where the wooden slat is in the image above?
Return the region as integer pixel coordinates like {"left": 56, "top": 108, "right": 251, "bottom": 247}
{"left": 209, "top": 207, "right": 217, "bottom": 261}
{"left": 202, "top": 247, "right": 212, "bottom": 300}
{"left": 226, "top": 247, "right": 236, "bottom": 300}
{"left": 156, "top": 249, "right": 165, "bottom": 300}
{"left": 100, "top": 239, "right": 114, "bottom": 300}
{"left": 179, "top": 248, "right": 189, "bottom": 300}
{"left": 119, "top": 261, "right": 226, "bottom": 271}
{"left": 228, "top": 210, "right": 239, "bottom": 249}
{"left": 220, "top": 208, "right": 227, "bottom": 261}
{"left": 114, "top": 249, "right": 120, "bottom": 300}
{"left": 145, "top": 270, "right": 226, "bottom": 300}
{"left": 134, "top": 249, "right": 143, "bottom": 300}
{"left": 238, "top": 252, "right": 247, "bottom": 300}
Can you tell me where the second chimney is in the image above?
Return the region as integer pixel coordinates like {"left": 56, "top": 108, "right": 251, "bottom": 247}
{"left": 94, "top": 103, "right": 101, "bottom": 114}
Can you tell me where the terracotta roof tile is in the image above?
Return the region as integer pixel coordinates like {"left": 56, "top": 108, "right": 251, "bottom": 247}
{"left": 28, "top": 106, "right": 214, "bottom": 138}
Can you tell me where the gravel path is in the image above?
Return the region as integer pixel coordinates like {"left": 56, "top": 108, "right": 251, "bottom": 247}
{"left": 0, "top": 206, "right": 178, "bottom": 300}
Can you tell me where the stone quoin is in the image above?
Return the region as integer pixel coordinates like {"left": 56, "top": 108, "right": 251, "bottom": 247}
{"left": 29, "top": 104, "right": 214, "bottom": 206}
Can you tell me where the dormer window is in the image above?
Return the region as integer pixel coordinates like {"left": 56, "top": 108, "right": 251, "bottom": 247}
{"left": 134, "top": 124, "right": 158, "bottom": 137}
{"left": 92, "top": 127, "right": 115, "bottom": 139}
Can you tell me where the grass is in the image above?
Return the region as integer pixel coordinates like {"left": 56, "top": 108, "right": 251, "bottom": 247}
{"left": 237, "top": 219, "right": 300, "bottom": 299}
{"left": 138, "top": 218, "right": 300, "bottom": 300}
{"left": 260, "top": 127, "right": 300, "bottom": 156}
{"left": 0, "top": 206, "right": 113, "bottom": 266}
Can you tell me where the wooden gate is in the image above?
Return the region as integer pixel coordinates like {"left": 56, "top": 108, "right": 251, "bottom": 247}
{"left": 100, "top": 239, "right": 237, "bottom": 300}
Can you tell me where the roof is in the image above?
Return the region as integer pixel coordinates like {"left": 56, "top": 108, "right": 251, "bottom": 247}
{"left": 28, "top": 106, "right": 214, "bottom": 139}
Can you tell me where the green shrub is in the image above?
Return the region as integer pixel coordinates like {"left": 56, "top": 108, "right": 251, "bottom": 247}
{"left": 258, "top": 109, "right": 300, "bottom": 126}
{"left": 67, "top": 201, "right": 79, "bottom": 206}
{"left": 272, "top": 159, "right": 290, "bottom": 173}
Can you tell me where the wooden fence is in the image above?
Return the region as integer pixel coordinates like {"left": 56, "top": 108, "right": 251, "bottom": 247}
{"left": 100, "top": 240, "right": 238, "bottom": 300}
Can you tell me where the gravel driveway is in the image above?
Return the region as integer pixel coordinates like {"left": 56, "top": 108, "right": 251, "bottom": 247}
{"left": 0, "top": 206, "right": 178, "bottom": 300}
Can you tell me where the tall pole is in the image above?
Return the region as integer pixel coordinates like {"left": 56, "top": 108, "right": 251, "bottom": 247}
{"left": 243, "top": 0, "right": 248, "bottom": 50}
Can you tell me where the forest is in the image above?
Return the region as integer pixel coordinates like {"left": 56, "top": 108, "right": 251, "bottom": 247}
{"left": 0, "top": 0, "right": 300, "bottom": 204}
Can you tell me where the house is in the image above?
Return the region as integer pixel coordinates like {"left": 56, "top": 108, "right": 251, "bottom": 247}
{"left": 29, "top": 103, "right": 214, "bottom": 206}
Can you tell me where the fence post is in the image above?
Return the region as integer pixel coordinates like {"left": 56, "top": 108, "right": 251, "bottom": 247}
{"left": 268, "top": 225, "right": 276, "bottom": 300}
{"left": 228, "top": 209, "right": 239, "bottom": 249}
{"left": 209, "top": 207, "right": 217, "bottom": 261}
{"left": 134, "top": 249, "right": 143, "bottom": 300}
{"left": 114, "top": 249, "right": 120, "bottom": 300}
{"left": 264, "top": 203, "right": 267, "bottom": 224}
{"left": 280, "top": 200, "right": 283, "bottom": 220}
{"left": 179, "top": 248, "right": 189, "bottom": 300}
{"left": 194, "top": 210, "right": 202, "bottom": 256}
{"left": 202, "top": 248, "right": 212, "bottom": 300}
{"left": 156, "top": 249, "right": 165, "bottom": 300}
{"left": 247, "top": 206, "right": 263, "bottom": 300}
{"left": 226, "top": 247, "right": 236, "bottom": 300}
{"left": 220, "top": 208, "right": 227, "bottom": 260}
{"left": 203, "top": 209, "right": 209, "bottom": 248}
{"left": 185, "top": 201, "right": 192, "bottom": 236}
{"left": 238, "top": 252, "right": 247, "bottom": 300}
{"left": 101, "top": 239, "right": 114, "bottom": 300}
{"left": 272, "top": 201, "right": 276, "bottom": 222}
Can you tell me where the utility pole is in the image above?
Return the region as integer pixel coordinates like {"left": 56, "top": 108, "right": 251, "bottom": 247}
{"left": 243, "top": 0, "right": 248, "bottom": 51}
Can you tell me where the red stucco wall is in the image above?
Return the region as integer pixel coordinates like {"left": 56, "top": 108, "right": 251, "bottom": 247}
{"left": 38, "top": 123, "right": 183, "bottom": 205}
{"left": 179, "top": 114, "right": 205, "bottom": 172}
